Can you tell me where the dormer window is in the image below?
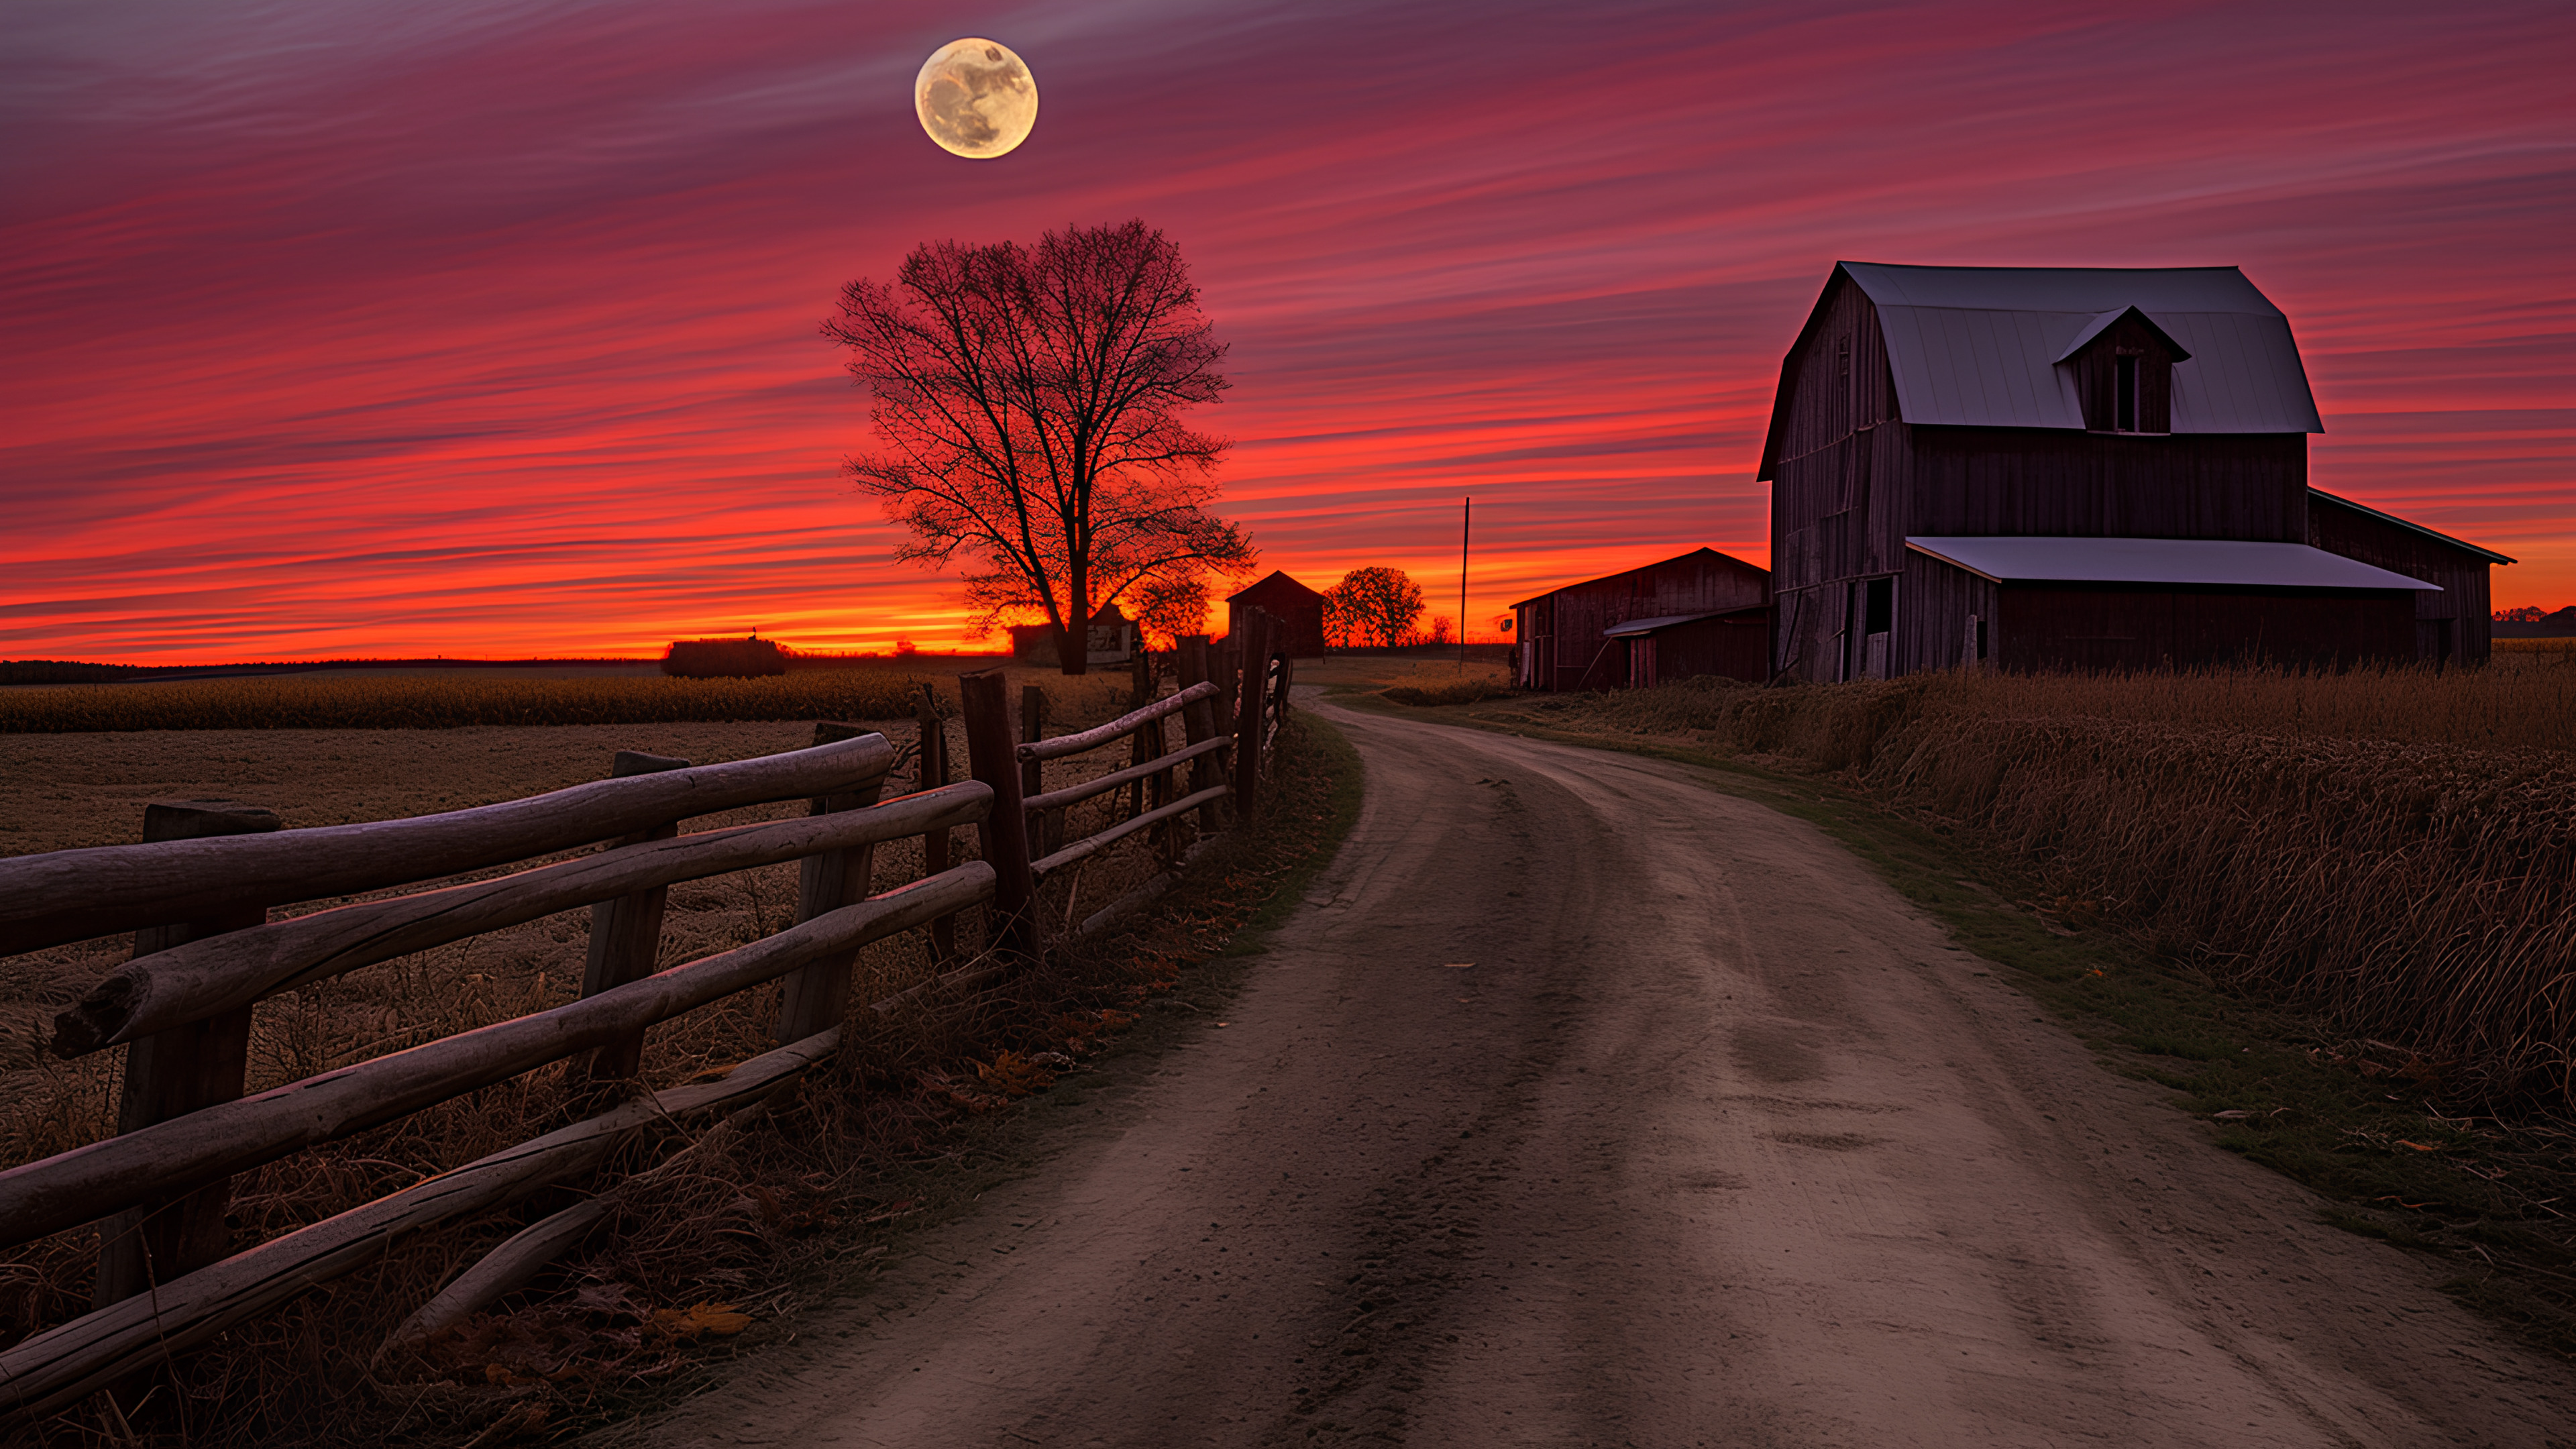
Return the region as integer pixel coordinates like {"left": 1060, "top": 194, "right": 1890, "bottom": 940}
{"left": 2056, "top": 305, "right": 2188, "bottom": 434}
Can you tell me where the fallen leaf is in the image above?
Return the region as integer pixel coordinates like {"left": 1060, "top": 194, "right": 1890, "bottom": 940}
{"left": 686, "top": 1301, "right": 753, "bottom": 1336}
{"left": 1443, "top": 963, "right": 1474, "bottom": 969}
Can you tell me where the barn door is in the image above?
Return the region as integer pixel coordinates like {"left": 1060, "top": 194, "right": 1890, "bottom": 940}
{"left": 1862, "top": 576, "right": 1894, "bottom": 678}
{"left": 1629, "top": 636, "right": 1656, "bottom": 689}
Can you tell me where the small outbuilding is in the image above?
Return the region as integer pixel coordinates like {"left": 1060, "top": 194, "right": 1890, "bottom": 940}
{"left": 1226, "top": 571, "right": 1329, "bottom": 657}
{"left": 1008, "top": 603, "right": 1137, "bottom": 667}
{"left": 1511, "top": 547, "right": 1772, "bottom": 690}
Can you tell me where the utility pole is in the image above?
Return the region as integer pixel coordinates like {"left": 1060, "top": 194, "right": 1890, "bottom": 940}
{"left": 1458, "top": 495, "right": 1471, "bottom": 668}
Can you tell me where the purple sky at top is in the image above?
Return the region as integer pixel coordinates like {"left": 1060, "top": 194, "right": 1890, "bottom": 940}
{"left": 2, "top": 0, "right": 2568, "bottom": 659}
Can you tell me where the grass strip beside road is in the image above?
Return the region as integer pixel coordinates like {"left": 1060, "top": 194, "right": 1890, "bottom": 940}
{"left": 1344, "top": 686, "right": 2576, "bottom": 1361}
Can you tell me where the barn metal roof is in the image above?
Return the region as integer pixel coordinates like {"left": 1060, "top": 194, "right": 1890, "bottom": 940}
{"left": 1905, "top": 536, "right": 2439, "bottom": 590}
{"left": 1837, "top": 262, "right": 2322, "bottom": 435}
{"left": 1506, "top": 547, "right": 1764, "bottom": 610}
{"left": 1601, "top": 606, "right": 1766, "bottom": 639}
{"left": 2308, "top": 488, "right": 2517, "bottom": 564}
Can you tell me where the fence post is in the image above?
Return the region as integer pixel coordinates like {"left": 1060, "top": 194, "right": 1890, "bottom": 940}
{"left": 961, "top": 669, "right": 1042, "bottom": 969}
{"left": 1175, "top": 635, "right": 1224, "bottom": 834}
{"left": 914, "top": 683, "right": 957, "bottom": 967}
{"left": 1020, "top": 684, "right": 1057, "bottom": 858}
{"left": 775, "top": 722, "right": 884, "bottom": 1042}
{"left": 1127, "top": 651, "right": 1156, "bottom": 822}
{"left": 568, "top": 751, "right": 688, "bottom": 1091}
{"left": 1232, "top": 610, "right": 1273, "bottom": 825}
{"left": 94, "top": 800, "right": 280, "bottom": 1311}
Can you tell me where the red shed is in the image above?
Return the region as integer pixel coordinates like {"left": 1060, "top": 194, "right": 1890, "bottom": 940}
{"left": 1226, "top": 571, "right": 1328, "bottom": 657}
{"left": 1511, "top": 548, "right": 1772, "bottom": 690}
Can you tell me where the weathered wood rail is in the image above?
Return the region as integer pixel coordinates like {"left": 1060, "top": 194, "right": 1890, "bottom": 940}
{"left": 0, "top": 620, "right": 1299, "bottom": 1423}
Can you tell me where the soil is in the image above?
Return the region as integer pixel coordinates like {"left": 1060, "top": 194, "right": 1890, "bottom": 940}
{"left": 619, "top": 695, "right": 2576, "bottom": 1446}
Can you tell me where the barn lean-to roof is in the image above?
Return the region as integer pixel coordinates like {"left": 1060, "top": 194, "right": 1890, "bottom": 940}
{"left": 1905, "top": 536, "right": 2438, "bottom": 591}
{"left": 1758, "top": 262, "right": 2325, "bottom": 479}
{"left": 2308, "top": 488, "right": 2516, "bottom": 564}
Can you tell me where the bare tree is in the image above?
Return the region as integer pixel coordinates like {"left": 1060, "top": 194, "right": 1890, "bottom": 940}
{"left": 1326, "top": 567, "right": 1425, "bottom": 648}
{"left": 824, "top": 219, "right": 1254, "bottom": 674}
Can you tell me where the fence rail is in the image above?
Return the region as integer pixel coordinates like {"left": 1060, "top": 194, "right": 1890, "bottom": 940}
{"left": 0, "top": 619, "right": 1300, "bottom": 1426}
{"left": 0, "top": 735, "right": 895, "bottom": 957}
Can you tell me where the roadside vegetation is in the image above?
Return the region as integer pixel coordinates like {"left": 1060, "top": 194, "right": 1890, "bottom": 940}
{"left": 1364, "top": 651, "right": 2576, "bottom": 1356}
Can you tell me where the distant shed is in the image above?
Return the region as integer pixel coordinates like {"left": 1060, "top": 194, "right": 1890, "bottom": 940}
{"left": 1226, "top": 571, "right": 1328, "bottom": 657}
{"left": 1511, "top": 548, "right": 1771, "bottom": 691}
{"left": 1008, "top": 603, "right": 1137, "bottom": 667}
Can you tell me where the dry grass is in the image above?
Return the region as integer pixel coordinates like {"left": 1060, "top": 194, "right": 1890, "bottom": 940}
{"left": 0, "top": 673, "right": 1257, "bottom": 1444}
{"left": 1481, "top": 652, "right": 2576, "bottom": 1112}
{"left": 0, "top": 669, "right": 936, "bottom": 733}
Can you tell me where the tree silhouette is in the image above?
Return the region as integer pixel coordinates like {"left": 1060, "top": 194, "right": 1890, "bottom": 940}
{"left": 825, "top": 219, "right": 1253, "bottom": 673}
{"left": 1326, "top": 567, "right": 1425, "bottom": 647}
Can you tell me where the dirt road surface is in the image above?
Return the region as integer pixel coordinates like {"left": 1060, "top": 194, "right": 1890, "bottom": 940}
{"left": 632, "top": 697, "right": 2576, "bottom": 1447}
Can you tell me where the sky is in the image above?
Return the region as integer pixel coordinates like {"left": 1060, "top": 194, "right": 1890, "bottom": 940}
{"left": 3, "top": 0, "right": 2569, "bottom": 661}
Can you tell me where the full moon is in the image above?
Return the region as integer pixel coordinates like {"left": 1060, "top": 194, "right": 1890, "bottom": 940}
{"left": 914, "top": 38, "right": 1036, "bottom": 159}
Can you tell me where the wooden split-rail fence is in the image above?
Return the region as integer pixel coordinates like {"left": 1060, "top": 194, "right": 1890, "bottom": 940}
{"left": 0, "top": 615, "right": 1299, "bottom": 1421}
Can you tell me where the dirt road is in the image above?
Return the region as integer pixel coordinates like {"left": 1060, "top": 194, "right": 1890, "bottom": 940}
{"left": 634, "top": 698, "right": 2576, "bottom": 1447}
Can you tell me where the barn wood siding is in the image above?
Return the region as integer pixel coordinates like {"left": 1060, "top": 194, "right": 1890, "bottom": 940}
{"left": 1898, "top": 552, "right": 1999, "bottom": 674}
{"left": 2308, "top": 497, "right": 2493, "bottom": 663}
{"left": 1905, "top": 425, "right": 2306, "bottom": 541}
{"left": 1771, "top": 583, "right": 1854, "bottom": 684}
{"left": 1770, "top": 274, "right": 1900, "bottom": 602}
{"left": 1995, "top": 585, "right": 2416, "bottom": 672}
{"left": 1641, "top": 614, "right": 1770, "bottom": 686}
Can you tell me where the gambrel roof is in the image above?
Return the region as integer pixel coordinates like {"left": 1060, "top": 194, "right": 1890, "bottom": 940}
{"left": 1758, "top": 262, "right": 2324, "bottom": 477}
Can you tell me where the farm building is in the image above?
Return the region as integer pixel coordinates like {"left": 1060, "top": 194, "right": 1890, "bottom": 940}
{"left": 1007, "top": 602, "right": 1136, "bottom": 667}
{"left": 1511, "top": 547, "right": 1770, "bottom": 691}
{"left": 1226, "top": 571, "right": 1329, "bottom": 657}
{"left": 1759, "top": 262, "right": 2512, "bottom": 678}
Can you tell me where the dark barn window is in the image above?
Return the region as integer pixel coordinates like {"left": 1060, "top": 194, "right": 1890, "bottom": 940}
{"left": 1864, "top": 576, "right": 1892, "bottom": 635}
{"left": 2115, "top": 353, "right": 2139, "bottom": 432}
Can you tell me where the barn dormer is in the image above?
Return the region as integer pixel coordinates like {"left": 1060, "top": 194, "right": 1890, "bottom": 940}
{"left": 2054, "top": 305, "right": 2189, "bottom": 434}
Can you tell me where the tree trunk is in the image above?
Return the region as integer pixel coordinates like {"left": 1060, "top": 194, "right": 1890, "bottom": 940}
{"left": 1057, "top": 618, "right": 1089, "bottom": 676}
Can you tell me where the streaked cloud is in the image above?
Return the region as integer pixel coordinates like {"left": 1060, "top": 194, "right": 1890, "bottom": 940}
{"left": 3, "top": 0, "right": 2567, "bottom": 660}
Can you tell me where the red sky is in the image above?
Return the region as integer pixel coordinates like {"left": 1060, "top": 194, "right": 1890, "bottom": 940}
{"left": 4, "top": 1, "right": 2569, "bottom": 661}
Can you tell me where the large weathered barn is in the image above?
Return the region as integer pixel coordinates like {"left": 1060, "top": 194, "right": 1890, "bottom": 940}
{"left": 1512, "top": 547, "right": 1770, "bottom": 691}
{"left": 1759, "top": 262, "right": 2512, "bottom": 678}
